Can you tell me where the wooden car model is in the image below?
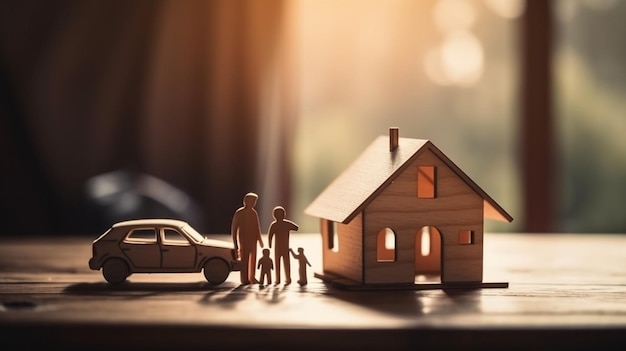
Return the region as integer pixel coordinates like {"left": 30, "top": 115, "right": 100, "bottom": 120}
{"left": 88, "top": 219, "right": 241, "bottom": 285}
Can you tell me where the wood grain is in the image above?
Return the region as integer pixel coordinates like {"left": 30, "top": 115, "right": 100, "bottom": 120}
{"left": 363, "top": 148, "right": 485, "bottom": 284}
{"left": 321, "top": 215, "right": 364, "bottom": 283}
{"left": 1, "top": 233, "right": 626, "bottom": 350}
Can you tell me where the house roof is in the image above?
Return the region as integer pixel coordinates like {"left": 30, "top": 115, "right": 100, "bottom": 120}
{"left": 304, "top": 135, "right": 513, "bottom": 224}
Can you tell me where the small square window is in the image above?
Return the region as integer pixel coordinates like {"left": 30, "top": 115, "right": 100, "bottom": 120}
{"left": 458, "top": 230, "right": 474, "bottom": 245}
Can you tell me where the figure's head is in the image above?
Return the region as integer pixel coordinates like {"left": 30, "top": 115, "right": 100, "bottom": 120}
{"left": 272, "top": 206, "right": 285, "bottom": 220}
{"left": 297, "top": 247, "right": 304, "bottom": 253}
{"left": 262, "top": 248, "right": 270, "bottom": 256}
{"left": 243, "top": 192, "right": 258, "bottom": 207}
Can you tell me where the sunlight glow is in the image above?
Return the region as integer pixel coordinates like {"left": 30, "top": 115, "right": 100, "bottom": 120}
{"left": 441, "top": 31, "right": 483, "bottom": 85}
{"left": 425, "top": 31, "right": 484, "bottom": 87}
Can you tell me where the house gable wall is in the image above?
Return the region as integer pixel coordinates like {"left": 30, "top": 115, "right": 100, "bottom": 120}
{"left": 363, "top": 149, "right": 484, "bottom": 284}
{"left": 321, "top": 213, "right": 363, "bottom": 283}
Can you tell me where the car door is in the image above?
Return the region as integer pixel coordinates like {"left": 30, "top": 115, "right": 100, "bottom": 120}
{"left": 120, "top": 227, "right": 161, "bottom": 269}
{"left": 160, "top": 227, "right": 197, "bottom": 269}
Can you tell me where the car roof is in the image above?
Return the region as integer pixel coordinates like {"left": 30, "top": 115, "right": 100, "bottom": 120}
{"left": 112, "top": 219, "right": 189, "bottom": 228}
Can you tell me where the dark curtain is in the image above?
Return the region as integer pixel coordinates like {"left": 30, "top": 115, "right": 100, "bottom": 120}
{"left": 0, "top": 0, "right": 290, "bottom": 236}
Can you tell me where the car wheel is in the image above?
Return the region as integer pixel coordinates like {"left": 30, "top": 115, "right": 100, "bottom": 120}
{"left": 203, "top": 258, "right": 230, "bottom": 285}
{"left": 102, "top": 258, "right": 130, "bottom": 284}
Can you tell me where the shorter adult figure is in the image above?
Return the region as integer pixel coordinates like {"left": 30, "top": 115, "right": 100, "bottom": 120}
{"left": 268, "top": 206, "right": 299, "bottom": 284}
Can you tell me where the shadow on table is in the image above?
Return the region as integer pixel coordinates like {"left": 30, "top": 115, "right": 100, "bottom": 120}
{"left": 62, "top": 279, "right": 483, "bottom": 317}
{"left": 63, "top": 281, "right": 239, "bottom": 294}
{"left": 199, "top": 284, "right": 253, "bottom": 307}
{"left": 317, "top": 283, "right": 484, "bottom": 318}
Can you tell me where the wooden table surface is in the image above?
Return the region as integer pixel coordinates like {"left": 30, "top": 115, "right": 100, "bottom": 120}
{"left": 1, "top": 232, "right": 626, "bottom": 350}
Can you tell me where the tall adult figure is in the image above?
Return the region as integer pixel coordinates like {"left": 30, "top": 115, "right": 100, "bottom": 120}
{"left": 268, "top": 206, "right": 299, "bottom": 284}
{"left": 231, "top": 192, "right": 264, "bottom": 284}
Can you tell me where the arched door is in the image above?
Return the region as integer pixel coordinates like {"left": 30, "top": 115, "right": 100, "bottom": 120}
{"left": 415, "top": 226, "right": 442, "bottom": 282}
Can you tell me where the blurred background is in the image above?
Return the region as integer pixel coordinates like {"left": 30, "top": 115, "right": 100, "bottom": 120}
{"left": 1, "top": 0, "right": 625, "bottom": 236}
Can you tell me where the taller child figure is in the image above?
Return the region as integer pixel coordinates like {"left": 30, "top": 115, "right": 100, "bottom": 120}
{"left": 231, "top": 192, "right": 264, "bottom": 284}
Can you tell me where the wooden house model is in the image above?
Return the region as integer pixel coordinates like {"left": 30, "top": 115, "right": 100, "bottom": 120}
{"left": 305, "top": 128, "right": 513, "bottom": 289}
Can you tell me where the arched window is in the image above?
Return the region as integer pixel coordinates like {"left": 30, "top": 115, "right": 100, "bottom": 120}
{"left": 377, "top": 228, "right": 396, "bottom": 262}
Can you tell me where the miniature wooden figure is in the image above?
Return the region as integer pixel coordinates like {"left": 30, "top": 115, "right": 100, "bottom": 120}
{"left": 257, "top": 248, "right": 274, "bottom": 286}
{"left": 231, "top": 192, "right": 264, "bottom": 285}
{"left": 267, "top": 206, "right": 299, "bottom": 285}
{"left": 305, "top": 128, "right": 513, "bottom": 289}
{"left": 290, "top": 247, "right": 311, "bottom": 286}
{"left": 88, "top": 219, "right": 241, "bottom": 285}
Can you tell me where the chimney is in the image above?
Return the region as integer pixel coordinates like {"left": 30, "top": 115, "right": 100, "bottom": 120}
{"left": 389, "top": 127, "right": 399, "bottom": 152}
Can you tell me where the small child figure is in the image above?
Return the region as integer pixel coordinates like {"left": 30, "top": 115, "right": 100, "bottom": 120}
{"left": 289, "top": 247, "right": 311, "bottom": 286}
{"left": 257, "top": 248, "right": 273, "bottom": 286}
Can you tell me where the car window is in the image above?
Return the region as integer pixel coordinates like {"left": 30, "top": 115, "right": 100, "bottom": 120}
{"left": 125, "top": 228, "right": 157, "bottom": 243}
{"left": 162, "top": 228, "right": 190, "bottom": 245}
{"left": 181, "top": 225, "right": 205, "bottom": 243}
